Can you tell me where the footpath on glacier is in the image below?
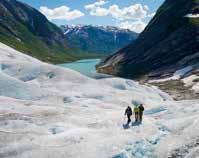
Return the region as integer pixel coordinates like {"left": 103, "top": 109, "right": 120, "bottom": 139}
{"left": 0, "top": 42, "right": 199, "bottom": 158}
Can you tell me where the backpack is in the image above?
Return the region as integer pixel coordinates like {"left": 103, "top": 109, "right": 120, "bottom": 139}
{"left": 134, "top": 107, "right": 139, "bottom": 113}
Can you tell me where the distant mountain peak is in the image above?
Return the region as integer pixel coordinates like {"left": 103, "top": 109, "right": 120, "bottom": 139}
{"left": 61, "top": 24, "right": 133, "bottom": 34}
{"left": 60, "top": 24, "right": 138, "bottom": 54}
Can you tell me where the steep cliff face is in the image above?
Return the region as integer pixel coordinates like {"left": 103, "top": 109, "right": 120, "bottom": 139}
{"left": 0, "top": 0, "right": 91, "bottom": 63}
{"left": 97, "top": 0, "right": 199, "bottom": 79}
{"left": 61, "top": 25, "right": 138, "bottom": 55}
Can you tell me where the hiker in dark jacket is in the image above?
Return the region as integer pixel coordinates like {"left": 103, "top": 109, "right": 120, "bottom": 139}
{"left": 125, "top": 106, "right": 133, "bottom": 124}
{"left": 139, "top": 104, "right": 145, "bottom": 122}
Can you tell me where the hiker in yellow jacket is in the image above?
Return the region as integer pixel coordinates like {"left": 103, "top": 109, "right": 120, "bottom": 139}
{"left": 133, "top": 105, "right": 140, "bottom": 122}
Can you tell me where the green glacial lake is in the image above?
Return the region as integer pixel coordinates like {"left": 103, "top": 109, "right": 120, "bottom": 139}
{"left": 58, "top": 59, "right": 102, "bottom": 78}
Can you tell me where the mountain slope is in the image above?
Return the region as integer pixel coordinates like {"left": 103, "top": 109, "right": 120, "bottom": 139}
{"left": 97, "top": 0, "right": 199, "bottom": 79}
{"left": 0, "top": 0, "right": 94, "bottom": 63}
{"left": 61, "top": 25, "right": 138, "bottom": 55}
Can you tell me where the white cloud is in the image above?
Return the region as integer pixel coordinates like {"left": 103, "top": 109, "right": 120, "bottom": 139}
{"left": 40, "top": 6, "right": 84, "bottom": 21}
{"left": 90, "top": 7, "right": 109, "bottom": 16}
{"left": 85, "top": 2, "right": 151, "bottom": 21}
{"left": 144, "top": 5, "right": 149, "bottom": 11}
{"left": 84, "top": 2, "right": 155, "bottom": 33}
{"left": 109, "top": 4, "right": 148, "bottom": 20}
{"left": 118, "top": 20, "right": 147, "bottom": 33}
{"left": 85, "top": 1, "right": 107, "bottom": 10}
{"left": 147, "top": 12, "right": 156, "bottom": 18}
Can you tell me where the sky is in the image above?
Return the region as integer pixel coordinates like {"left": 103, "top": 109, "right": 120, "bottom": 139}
{"left": 20, "top": 0, "right": 164, "bottom": 33}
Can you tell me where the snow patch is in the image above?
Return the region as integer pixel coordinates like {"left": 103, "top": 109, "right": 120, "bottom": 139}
{"left": 173, "top": 66, "right": 193, "bottom": 78}
{"left": 185, "top": 14, "right": 199, "bottom": 18}
{"left": 182, "top": 75, "right": 199, "bottom": 93}
{"left": 149, "top": 66, "right": 193, "bottom": 83}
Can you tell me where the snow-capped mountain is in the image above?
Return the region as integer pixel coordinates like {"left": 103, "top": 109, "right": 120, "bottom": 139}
{"left": 60, "top": 25, "right": 138, "bottom": 54}
{"left": 0, "top": 42, "right": 199, "bottom": 158}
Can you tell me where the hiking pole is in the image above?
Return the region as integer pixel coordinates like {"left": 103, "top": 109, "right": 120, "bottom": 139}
{"left": 123, "top": 115, "right": 126, "bottom": 123}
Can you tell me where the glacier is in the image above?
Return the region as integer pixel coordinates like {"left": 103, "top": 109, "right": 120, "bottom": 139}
{"left": 0, "top": 42, "right": 199, "bottom": 158}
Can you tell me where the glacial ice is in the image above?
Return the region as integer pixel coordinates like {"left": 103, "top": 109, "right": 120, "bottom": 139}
{"left": 0, "top": 42, "right": 199, "bottom": 158}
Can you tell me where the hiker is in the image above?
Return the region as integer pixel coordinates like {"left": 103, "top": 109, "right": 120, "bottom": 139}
{"left": 124, "top": 106, "right": 133, "bottom": 124}
{"left": 139, "top": 104, "right": 145, "bottom": 122}
{"left": 134, "top": 105, "right": 140, "bottom": 122}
